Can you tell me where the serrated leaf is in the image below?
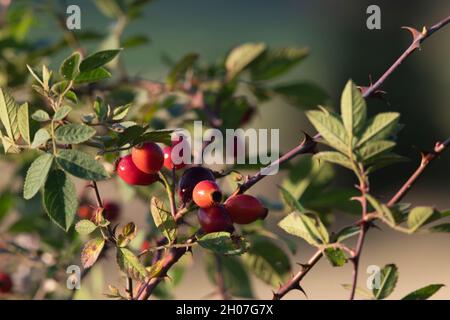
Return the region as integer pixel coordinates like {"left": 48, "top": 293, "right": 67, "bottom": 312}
{"left": 341, "top": 80, "right": 367, "bottom": 139}
{"left": 278, "top": 185, "right": 305, "bottom": 212}
{"left": 306, "top": 110, "right": 349, "bottom": 154}
{"left": 75, "top": 219, "right": 98, "bottom": 235}
{"left": 0, "top": 88, "right": 20, "bottom": 141}
{"left": 226, "top": 43, "right": 266, "bottom": 80}
{"left": 56, "top": 149, "right": 109, "bottom": 181}
{"left": 402, "top": 284, "right": 444, "bottom": 300}
{"left": 273, "top": 82, "right": 328, "bottom": 109}
{"left": 197, "top": 232, "right": 248, "bottom": 256}
{"left": 55, "top": 124, "right": 96, "bottom": 144}
{"left": 357, "top": 112, "right": 400, "bottom": 147}
{"left": 407, "top": 206, "right": 435, "bottom": 232}
{"left": 80, "top": 49, "right": 122, "bottom": 72}
{"left": 31, "top": 128, "right": 50, "bottom": 148}
{"left": 205, "top": 255, "right": 253, "bottom": 298}
{"left": 31, "top": 110, "right": 50, "bottom": 122}
{"left": 314, "top": 151, "right": 353, "bottom": 170}
{"left": 81, "top": 237, "right": 105, "bottom": 268}
{"left": 166, "top": 53, "right": 198, "bottom": 86}
{"left": 373, "top": 264, "right": 398, "bottom": 300}
{"left": 23, "top": 153, "right": 53, "bottom": 199}
{"left": 150, "top": 197, "right": 177, "bottom": 242}
{"left": 0, "top": 133, "right": 19, "bottom": 153}
{"left": 53, "top": 106, "right": 72, "bottom": 121}
{"left": 117, "top": 222, "right": 137, "bottom": 247}
{"left": 242, "top": 237, "right": 291, "bottom": 286}
{"left": 324, "top": 248, "right": 347, "bottom": 267}
{"left": 60, "top": 52, "right": 81, "bottom": 80}
{"left": 278, "top": 211, "right": 329, "bottom": 245}
{"left": 18, "top": 103, "right": 31, "bottom": 146}
{"left": 75, "top": 67, "right": 111, "bottom": 84}
{"left": 357, "top": 140, "right": 396, "bottom": 162}
{"left": 43, "top": 169, "right": 78, "bottom": 231}
{"left": 116, "top": 247, "right": 148, "bottom": 280}
{"left": 342, "top": 284, "right": 374, "bottom": 299}
{"left": 250, "top": 47, "right": 309, "bottom": 81}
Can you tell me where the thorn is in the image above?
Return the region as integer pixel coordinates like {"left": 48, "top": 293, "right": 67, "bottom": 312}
{"left": 401, "top": 26, "right": 423, "bottom": 48}
{"left": 272, "top": 291, "right": 280, "bottom": 300}
{"left": 291, "top": 282, "right": 308, "bottom": 298}
{"left": 296, "top": 262, "right": 309, "bottom": 270}
{"left": 300, "top": 130, "right": 314, "bottom": 144}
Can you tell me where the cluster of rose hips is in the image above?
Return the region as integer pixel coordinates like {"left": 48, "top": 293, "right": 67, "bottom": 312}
{"left": 0, "top": 272, "right": 12, "bottom": 294}
{"left": 113, "top": 140, "right": 268, "bottom": 234}
{"left": 179, "top": 166, "right": 268, "bottom": 233}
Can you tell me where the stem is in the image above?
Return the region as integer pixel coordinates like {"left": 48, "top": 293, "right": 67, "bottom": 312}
{"left": 126, "top": 277, "right": 133, "bottom": 300}
{"left": 214, "top": 254, "right": 231, "bottom": 300}
{"left": 159, "top": 172, "right": 177, "bottom": 219}
{"left": 362, "top": 15, "right": 450, "bottom": 98}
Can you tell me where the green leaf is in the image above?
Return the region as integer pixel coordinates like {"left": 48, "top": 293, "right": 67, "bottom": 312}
{"left": 122, "top": 34, "right": 150, "bottom": 48}
{"left": 17, "top": 103, "right": 31, "bottom": 146}
{"left": 357, "top": 112, "right": 400, "bottom": 147}
{"left": 59, "top": 52, "right": 81, "bottom": 80}
{"left": 366, "top": 153, "right": 409, "bottom": 173}
{"left": 0, "top": 88, "right": 20, "bottom": 140}
{"left": 407, "top": 206, "right": 435, "bottom": 232}
{"left": 117, "top": 222, "right": 137, "bottom": 247}
{"left": 75, "top": 67, "right": 111, "bottom": 84}
{"left": 197, "top": 232, "right": 248, "bottom": 256}
{"left": 23, "top": 153, "right": 54, "bottom": 200}
{"left": 150, "top": 197, "right": 177, "bottom": 243}
{"left": 136, "top": 129, "right": 175, "bottom": 146}
{"left": 112, "top": 104, "right": 131, "bottom": 121}
{"left": 80, "top": 49, "right": 122, "bottom": 72}
{"left": 333, "top": 225, "right": 360, "bottom": 242}
{"left": 53, "top": 106, "right": 72, "bottom": 121}
{"left": 205, "top": 255, "right": 253, "bottom": 298}
{"left": 55, "top": 124, "right": 96, "bottom": 144}
{"left": 166, "top": 53, "right": 198, "bottom": 86}
{"left": 357, "top": 140, "right": 396, "bottom": 162}
{"left": 278, "top": 185, "right": 305, "bottom": 212}
{"left": 65, "top": 90, "right": 78, "bottom": 103}
{"left": 31, "top": 110, "right": 50, "bottom": 122}
{"left": 273, "top": 82, "right": 328, "bottom": 109}
{"left": 402, "top": 284, "right": 444, "bottom": 300}
{"left": 314, "top": 151, "right": 353, "bottom": 170}
{"left": 341, "top": 284, "right": 374, "bottom": 299}
{"left": 75, "top": 219, "right": 98, "bottom": 235}
{"left": 278, "top": 211, "right": 329, "bottom": 246}
{"left": 366, "top": 194, "right": 395, "bottom": 225}
{"left": 56, "top": 149, "right": 109, "bottom": 181}
{"left": 373, "top": 264, "right": 398, "bottom": 300}
{"left": 242, "top": 238, "right": 291, "bottom": 287}
{"left": 225, "top": 43, "right": 266, "bottom": 80}
{"left": 341, "top": 80, "right": 367, "bottom": 139}
{"left": 43, "top": 169, "right": 78, "bottom": 231}
{"left": 305, "top": 109, "right": 349, "bottom": 154}
{"left": 31, "top": 128, "right": 51, "bottom": 148}
{"left": 81, "top": 237, "right": 105, "bottom": 268}
{"left": 116, "top": 247, "right": 148, "bottom": 281}
{"left": 429, "top": 223, "right": 450, "bottom": 233}
{"left": 250, "top": 47, "right": 309, "bottom": 81}
{"left": 324, "top": 248, "right": 347, "bottom": 267}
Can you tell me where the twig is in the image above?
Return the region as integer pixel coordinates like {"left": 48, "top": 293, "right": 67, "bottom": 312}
{"left": 362, "top": 15, "right": 450, "bottom": 98}
{"left": 214, "top": 254, "right": 231, "bottom": 300}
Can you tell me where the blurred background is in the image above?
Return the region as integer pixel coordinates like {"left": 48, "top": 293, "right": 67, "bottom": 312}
{"left": 0, "top": 0, "right": 449, "bottom": 299}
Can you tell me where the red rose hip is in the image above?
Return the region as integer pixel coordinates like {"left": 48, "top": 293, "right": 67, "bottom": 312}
{"left": 163, "top": 146, "right": 185, "bottom": 170}
{"left": 0, "top": 272, "right": 12, "bottom": 293}
{"left": 192, "top": 180, "right": 222, "bottom": 208}
{"left": 197, "top": 205, "right": 234, "bottom": 233}
{"left": 131, "top": 142, "right": 164, "bottom": 174}
{"left": 117, "top": 155, "right": 159, "bottom": 186}
{"left": 224, "top": 194, "right": 268, "bottom": 224}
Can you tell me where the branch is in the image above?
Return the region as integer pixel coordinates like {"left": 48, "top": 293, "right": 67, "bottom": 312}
{"left": 362, "top": 15, "right": 450, "bottom": 98}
